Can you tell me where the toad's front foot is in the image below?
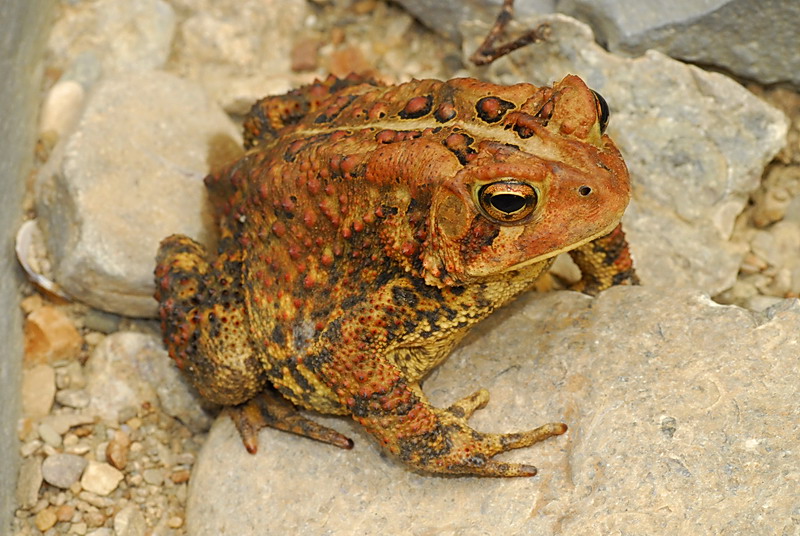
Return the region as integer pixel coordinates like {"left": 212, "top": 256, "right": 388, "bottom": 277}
{"left": 376, "top": 389, "right": 567, "bottom": 477}
{"left": 429, "top": 420, "right": 568, "bottom": 477}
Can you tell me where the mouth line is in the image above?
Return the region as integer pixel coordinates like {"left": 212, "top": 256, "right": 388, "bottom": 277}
{"left": 499, "top": 219, "right": 622, "bottom": 273}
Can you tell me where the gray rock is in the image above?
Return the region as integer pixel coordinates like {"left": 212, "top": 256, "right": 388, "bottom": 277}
{"left": 463, "top": 14, "right": 787, "bottom": 295}
{"left": 84, "top": 332, "right": 212, "bottom": 432}
{"left": 36, "top": 70, "right": 240, "bottom": 317}
{"left": 559, "top": 0, "right": 800, "bottom": 88}
{"left": 186, "top": 287, "right": 800, "bottom": 535}
{"left": 46, "top": 0, "right": 176, "bottom": 85}
{"left": 41, "top": 453, "right": 88, "bottom": 489}
{"left": 399, "top": 0, "right": 800, "bottom": 88}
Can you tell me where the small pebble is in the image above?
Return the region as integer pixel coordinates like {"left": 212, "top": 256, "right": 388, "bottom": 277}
{"left": 83, "top": 309, "right": 122, "bottom": 334}
{"left": 126, "top": 417, "right": 143, "bottom": 430}
{"left": 106, "top": 431, "right": 130, "bottom": 470}
{"left": 42, "top": 453, "right": 88, "bottom": 489}
{"left": 21, "top": 364, "right": 56, "bottom": 418}
{"left": 56, "top": 503, "right": 75, "bottom": 521}
{"left": 39, "top": 79, "right": 86, "bottom": 139}
{"left": 170, "top": 469, "right": 191, "bottom": 484}
{"left": 168, "top": 515, "right": 184, "bottom": 528}
{"left": 38, "top": 421, "right": 63, "bottom": 448}
{"left": 20, "top": 439, "right": 42, "bottom": 457}
{"left": 78, "top": 491, "right": 114, "bottom": 508}
{"left": 63, "top": 360, "right": 87, "bottom": 389}
{"left": 34, "top": 507, "right": 57, "bottom": 531}
{"left": 56, "top": 388, "right": 91, "bottom": 408}
{"left": 67, "top": 442, "right": 92, "bottom": 456}
{"left": 80, "top": 461, "right": 124, "bottom": 496}
{"left": 117, "top": 406, "right": 139, "bottom": 424}
{"left": 84, "top": 510, "right": 107, "bottom": 528}
{"left": 84, "top": 331, "right": 105, "bottom": 346}
{"left": 15, "top": 456, "right": 43, "bottom": 509}
{"left": 32, "top": 497, "right": 49, "bottom": 513}
{"left": 142, "top": 468, "right": 164, "bottom": 486}
{"left": 43, "top": 412, "right": 95, "bottom": 435}
{"left": 113, "top": 504, "right": 147, "bottom": 536}
{"left": 23, "top": 305, "right": 83, "bottom": 364}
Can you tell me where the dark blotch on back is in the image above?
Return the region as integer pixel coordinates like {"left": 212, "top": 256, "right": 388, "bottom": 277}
{"left": 398, "top": 95, "right": 433, "bottom": 119}
{"left": 475, "top": 96, "right": 516, "bottom": 123}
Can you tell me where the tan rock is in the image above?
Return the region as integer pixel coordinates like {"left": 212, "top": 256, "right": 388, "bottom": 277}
{"left": 34, "top": 507, "right": 57, "bottom": 531}
{"left": 21, "top": 364, "right": 56, "bottom": 418}
{"left": 23, "top": 305, "right": 82, "bottom": 365}
{"left": 80, "top": 461, "right": 123, "bottom": 496}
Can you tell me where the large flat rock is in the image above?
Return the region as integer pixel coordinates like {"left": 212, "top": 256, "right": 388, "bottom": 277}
{"left": 186, "top": 286, "right": 800, "bottom": 535}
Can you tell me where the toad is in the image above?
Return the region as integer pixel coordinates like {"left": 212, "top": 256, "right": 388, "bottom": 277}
{"left": 155, "top": 73, "right": 637, "bottom": 476}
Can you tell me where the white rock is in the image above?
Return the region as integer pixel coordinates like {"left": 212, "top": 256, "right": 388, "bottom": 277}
{"left": 36, "top": 70, "right": 240, "bottom": 317}
{"left": 39, "top": 80, "right": 85, "bottom": 140}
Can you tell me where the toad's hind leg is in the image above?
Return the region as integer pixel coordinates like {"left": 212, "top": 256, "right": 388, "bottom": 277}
{"left": 155, "top": 235, "right": 352, "bottom": 452}
{"left": 155, "top": 234, "right": 267, "bottom": 406}
{"left": 229, "top": 389, "right": 353, "bottom": 453}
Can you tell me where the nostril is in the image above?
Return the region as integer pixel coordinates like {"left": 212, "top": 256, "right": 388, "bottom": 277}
{"left": 578, "top": 185, "right": 592, "bottom": 196}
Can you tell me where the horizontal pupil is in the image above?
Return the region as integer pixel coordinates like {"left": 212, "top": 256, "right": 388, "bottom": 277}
{"left": 490, "top": 193, "right": 527, "bottom": 213}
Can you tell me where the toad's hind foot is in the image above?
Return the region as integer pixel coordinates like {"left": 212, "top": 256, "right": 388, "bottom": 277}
{"left": 229, "top": 389, "right": 354, "bottom": 454}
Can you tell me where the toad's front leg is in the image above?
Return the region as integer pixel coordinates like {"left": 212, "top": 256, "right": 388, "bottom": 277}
{"left": 310, "top": 338, "right": 566, "bottom": 477}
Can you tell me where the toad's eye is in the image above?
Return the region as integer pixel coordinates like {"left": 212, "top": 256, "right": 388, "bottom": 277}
{"left": 478, "top": 181, "right": 538, "bottom": 223}
{"left": 591, "top": 90, "right": 609, "bottom": 133}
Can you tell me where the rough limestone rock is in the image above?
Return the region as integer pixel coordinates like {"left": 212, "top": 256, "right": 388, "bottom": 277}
{"left": 185, "top": 286, "right": 800, "bottom": 535}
